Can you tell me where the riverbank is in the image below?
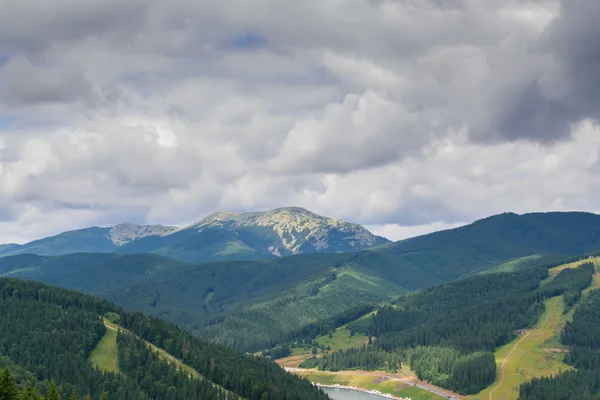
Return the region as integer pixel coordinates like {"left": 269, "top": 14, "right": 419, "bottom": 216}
{"left": 317, "top": 383, "right": 408, "bottom": 399}
{"left": 288, "top": 368, "right": 455, "bottom": 400}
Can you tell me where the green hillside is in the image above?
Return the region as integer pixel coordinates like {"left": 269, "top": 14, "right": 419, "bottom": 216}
{"left": 313, "top": 259, "right": 596, "bottom": 395}
{"left": 4, "top": 212, "right": 600, "bottom": 352}
{"left": 0, "top": 277, "right": 329, "bottom": 400}
{"left": 379, "top": 211, "right": 600, "bottom": 280}
{"left": 0, "top": 251, "right": 424, "bottom": 351}
{"left": 519, "top": 277, "right": 600, "bottom": 399}
{"left": 117, "top": 228, "right": 272, "bottom": 263}
{"left": 0, "top": 223, "right": 178, "bottom": 258}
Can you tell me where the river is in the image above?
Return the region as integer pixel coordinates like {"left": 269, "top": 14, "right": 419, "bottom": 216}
{"left": 323, "top": 387, "right": 397, "bottom": 400}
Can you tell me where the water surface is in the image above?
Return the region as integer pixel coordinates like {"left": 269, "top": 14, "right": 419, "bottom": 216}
{"left": 323, "top": 387, "right": 391, "bottom": 400}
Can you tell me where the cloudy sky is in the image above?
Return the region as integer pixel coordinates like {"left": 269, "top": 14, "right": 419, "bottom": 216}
{"left": 1, "top": 0, "right": 599, "bottom": 244}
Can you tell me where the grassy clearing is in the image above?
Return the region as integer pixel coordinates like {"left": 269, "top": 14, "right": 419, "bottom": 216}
{"left": 583, "top": 258, "right": 600, "bottom": 294}
{"left": 89, "top": 323, "right": 119, "bottom": 373}
{"left": 103, "top": 319, "right": 205, "bottom": 381}
{"left": 297, "top": 371, "right": 446, "bottom": 400}
{"left": 472, "top": 297, "right": 573, "bottom": 399}
{"left": 471, "top": 259, "right": 600, "bottom": 400}
{"left": 317, "top": 327, "right": 370, "bottom": 351}
{"left": 541, "top": 257, "right": 599, "bottom": 285}
{"left": 288, "top": 327, "right": 369, "bottom": 358}
{"left": 484, "top": 255, "right": 546, "bottom": 274}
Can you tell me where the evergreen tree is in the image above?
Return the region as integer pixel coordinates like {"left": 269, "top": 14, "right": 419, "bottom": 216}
{"left": 70, "top": 390, "right": 77, "bottom": 400}
{"left": 0, "top": 368, "right": 18, "bottom": 400}
{"left": 46, "top": 382, "right": 61, "bottom": 400}
{"left": 19, "top": 382, "right": 39, "bottom": 400}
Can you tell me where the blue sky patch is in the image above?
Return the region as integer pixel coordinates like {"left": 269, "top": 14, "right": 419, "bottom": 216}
{"left": 0, "top": 117, "right": 12, "bottom": 129}
{"left": 228, "top": 32, "right": 268, "bottom": 49}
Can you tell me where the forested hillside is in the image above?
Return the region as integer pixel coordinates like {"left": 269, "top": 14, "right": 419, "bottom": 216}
{"left": 0, "top": 278, "right": 329, "bottom": 400}
{"left": 378, "top": 211, "right": 600, "bottom": 280}
{"left": 519, "top": 286, "right": 600, "bottom": 399}
{"left": 303, "top": 260, "right": 595, "bottom": 395}
{"left": 3, "top": 212, "right": 600, "bottom": 353}
{"left": 0, "top": 252, "right": 429, "bottom": 351}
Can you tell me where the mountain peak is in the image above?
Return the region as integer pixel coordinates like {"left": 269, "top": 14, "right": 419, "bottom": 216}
{"left": 186, "top": 207, "right": 388, "bottom": 256}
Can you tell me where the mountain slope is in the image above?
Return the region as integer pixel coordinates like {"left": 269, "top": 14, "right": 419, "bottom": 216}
{"left": 0, "top": 277, "right": 329, "bottom": 400}
{"left": 118, "top": 207, "right": 390, "bottom": 262}
{"left": 0, "top": 251, "right": 431, "bottom": 351}
{"left": 0, "top": 207, "right": 389, "bottom": 263}
{"left": 0, "top": 223, "right": 179, "bottom": 257}
{"left": 377, "top": 211, "right": 600, "bottom": 280}
{"left": 3, "top": 211, "right": 600, "bottom": 352}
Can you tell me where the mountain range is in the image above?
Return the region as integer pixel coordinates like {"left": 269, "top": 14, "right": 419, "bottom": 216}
{"left": 0, "top": 207, "right": 389, "bottom": 263}
{"left": 3, "top": 209, "right": 600, "bottom": 351}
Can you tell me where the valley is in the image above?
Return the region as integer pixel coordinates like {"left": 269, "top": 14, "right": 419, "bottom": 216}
{"left": 3, "top": 210, "right": 600, "bottom": 399}
{"left": 273, "top": 256, "right": 598, "bottom": 400}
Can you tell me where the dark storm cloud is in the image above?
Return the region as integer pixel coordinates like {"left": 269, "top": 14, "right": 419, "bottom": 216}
{"left": 479, "top": 0, "right": 600, "bottom": 143}
{"left": 0, "top": 1, "right": 148, "bottom": 54}
{"left": 0, "top": 57, "right": 95, "bottom": 107}
{"left": 545, "top": 0, "right": 600, "bottom": 121}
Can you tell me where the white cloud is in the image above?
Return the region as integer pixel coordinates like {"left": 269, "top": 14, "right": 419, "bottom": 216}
{"left": 2, "top": 0, "right": 600, "bottom": 244}
{"left": 366, "top": 222, "right": 467, "bottom": 242}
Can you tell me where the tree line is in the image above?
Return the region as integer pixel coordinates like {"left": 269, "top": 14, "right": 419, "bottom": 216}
{"left": 300, "top": 345, "right": 401, "bottom": 372}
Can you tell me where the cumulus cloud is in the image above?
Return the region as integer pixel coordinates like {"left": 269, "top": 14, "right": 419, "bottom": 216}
{"left": 1, "top": 0, "right": 600, "bottom": 243}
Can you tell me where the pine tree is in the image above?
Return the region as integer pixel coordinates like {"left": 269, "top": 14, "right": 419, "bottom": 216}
{"left": 19, "top": 382, "right": 40, "bottom": 400}
{"left": 70, "top": 390, "right": 77, "bottom": 400}
{"left": 46, "top": 381, "right": 61, "bottom": 400}
{"left": 0, "top": 367, "right": 19, "bottom": 400}
{"left": 99, "top": 393, "right": 108, "bottom": 400}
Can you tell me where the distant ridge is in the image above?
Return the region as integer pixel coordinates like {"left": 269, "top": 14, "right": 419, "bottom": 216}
{"left": 0, "top": 207, "right": 388, "bottom": 262}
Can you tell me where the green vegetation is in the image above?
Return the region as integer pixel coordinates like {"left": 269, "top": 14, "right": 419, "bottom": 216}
{"left": 410, "top": 347, "right": 496, "bottom": 395}
{"left": 4, "top": 212, "right": 600, "bottom": 353}
{"left": 301, "top": 346, "right": 401, "bottom": 372}
{"left": 476, "top": 296, "right": 573, "bottom": 400}
{"left": 0, "top": 252, "right": 419, "bottom": 351}
{"left": 89, "top": 324, "right": 119, "bottom": 374}
{"left": 331, "top": 260, "right": 595, "bottom": 395}
{"left": 519, "top": 286, "right": 600, "bottom": 399}
{"left": 316, "top": 327, "right": 369, "bottom": 352}
{"left": 379, "top": 211, "right": 600, "bottom": 280}
{"left": 0, "top": 277, "right": 329, "bottom": 400}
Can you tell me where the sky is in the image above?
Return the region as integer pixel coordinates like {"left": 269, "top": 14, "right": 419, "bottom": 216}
{"left": 1, "top": 0, "right": 600, "bottom": 244}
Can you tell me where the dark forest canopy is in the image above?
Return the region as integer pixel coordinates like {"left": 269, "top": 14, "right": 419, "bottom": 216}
{"left": 0, "top": 277, "right": 329, "bottom": 400}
